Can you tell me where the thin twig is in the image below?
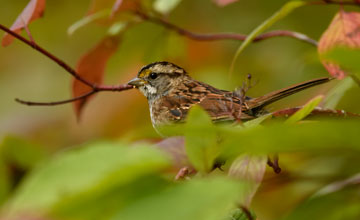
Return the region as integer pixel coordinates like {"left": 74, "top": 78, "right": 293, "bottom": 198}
{"left": 15, "top": 90, "right": 97, "bottom": 106}
{"left": 135, "top": 11, "right": 318, "bottom": 46}
{"left": 0, "top": 23, "right": 94, "bottom": 88}
{"left": 0, "top": 23, "right": 134, "bottom": 106}
{"left": 14, "top": 84, "right": 133, "bottom": 106}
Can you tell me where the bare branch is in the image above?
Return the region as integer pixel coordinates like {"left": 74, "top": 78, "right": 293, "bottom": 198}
{"left": 0, "top": 23, "right": 134, "bottom": 107}
{"left": 14, "top": 84, "right": 133, "bottom": 106}
{"left": 135, "top": 11, "right": 318, "bottom": 46}
{"left": 15, "top": 91, "right": 97, "bottom": 106}
{"left": 0, "top": 23, "right": 95, "bottom": 88}
{"left": 311, "top": 0, "right": 360, "bottom": 7}
{"left": 272, "top": 107, "right": 360, "bottom": 118}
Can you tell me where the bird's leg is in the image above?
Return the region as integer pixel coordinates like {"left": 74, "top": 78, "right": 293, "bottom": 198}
{"left": 267, "top": 154, "right": 281, "bottom": 174}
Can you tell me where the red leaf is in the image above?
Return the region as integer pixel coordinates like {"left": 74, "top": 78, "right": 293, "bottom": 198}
{"left": 318, "top": 11, "right": 360, "bottom": 79}
{"left": 2, "top": 0, "right": 46, "bottom": 47}
{"left": 213, "top": 0, "right": 238, "bottom": 7}
{"left": 73, "top": 36, "right": 120, "bottom": 119}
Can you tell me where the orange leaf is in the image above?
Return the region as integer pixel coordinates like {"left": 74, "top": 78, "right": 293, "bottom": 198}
{"left": 2, "top": 0, "right": 46, "bottom": 47}
{"left": 318, "top": 10, "right": 360, "bottom": 79}
{"left": 72, "top": 36, "right": 120, "bottom": 119}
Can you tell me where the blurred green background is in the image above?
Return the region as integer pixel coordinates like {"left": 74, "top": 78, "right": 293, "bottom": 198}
{"left": 2, "top": 0, "right": 359, "bottom": 148}
{"left": 1, "top": 1, "right": 360, "bottom": 219}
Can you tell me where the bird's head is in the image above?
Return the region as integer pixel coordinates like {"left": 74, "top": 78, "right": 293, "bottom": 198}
{"left": 128, "top": 61, "right": 188, "bottom": 101}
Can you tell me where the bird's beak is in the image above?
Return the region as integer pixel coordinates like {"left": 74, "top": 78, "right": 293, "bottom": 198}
{"left": 127, "top": 77, "right": 147, "bottom": 87}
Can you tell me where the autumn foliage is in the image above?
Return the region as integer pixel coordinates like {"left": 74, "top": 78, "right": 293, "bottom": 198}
{"left": 1, "top": 1, "right": 360, "bottom": 220}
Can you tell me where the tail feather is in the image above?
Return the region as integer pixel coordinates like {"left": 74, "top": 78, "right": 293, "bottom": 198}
{"left": 246, "top": 77, "right": 332, "bottom": 110}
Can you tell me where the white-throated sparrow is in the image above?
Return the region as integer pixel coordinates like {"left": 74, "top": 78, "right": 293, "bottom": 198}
{"left": 128, "top": 61, "right": 331, "bottom": 128}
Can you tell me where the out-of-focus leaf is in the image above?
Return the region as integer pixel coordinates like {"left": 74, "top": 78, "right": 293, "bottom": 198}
{"left": 155, "top": 137, "right": 190, "bottom": 169}
{"left": 324, "top": 77, "right": 355, "bottom": 109}
{"left": 213, "top": 0, "right": 239, "bottom": 7}
{"left": 243, "top": 114, "right": 272, "bottom": 128}
{"left": 185, "top": 106, "right": 218, "bottom": 173}
{"left": 108, "top": 22, "right": 127, "bottom": 36}
{"left": 324, "top": 47, "right": 360, "bottom": 84}
{"left": 283, "top": 187, "right": 360, "bottom": 220}
{"left": 4, "top": 142, "right": 170, "bottom": 217}
{"left": 67, "top": 9, "right": 111, "bottom": 36}
{"left": 318, "top": 11, "right": 360, "bottom": 79}
{"left": 219, "top": 120, "right": 360, "bottom": 158}
{"left": 285, "top": 95, "right": 324, "bottom": 124}
{"left": 226, "top": 208, "right": 257, "bottom": 220}
{"left": 1, "top": 136, "right": 47, "bottom": 169}
{"left": 153, "top": 0, "right": 182, "bottom": 14}
{"left": 230, "top": 1, "right": 306, "bottom": 73}
{"left": 229, "top": 155, "right": 267, "bottom": 207}
{"left": 52, "top": 175, "right": 168, "bottom": 220}
{"left": 73, "top": 35, "right": 120, "bottom": 119}
{"left": 2, "top": 0, "right": 46, "bottom": 47}
{"left": 0, "top": 160, "right": 10, "bottom": 205}
{"left": 312, "top": 173, "right": 360, "bottom": 198}
{"left": 111, "top": 177, "right": 242, "bottom": 220}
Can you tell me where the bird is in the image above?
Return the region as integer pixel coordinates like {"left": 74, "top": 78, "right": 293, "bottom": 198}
{"left": 128, "top": 61, "right": 331, "bottom": 129}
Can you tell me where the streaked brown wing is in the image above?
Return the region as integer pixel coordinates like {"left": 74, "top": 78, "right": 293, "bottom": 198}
{"left": 169, "top": 80, "right": 254, "bottom": 122}
{"left": 198, "top": 92, "right": 255, "bottom": 122}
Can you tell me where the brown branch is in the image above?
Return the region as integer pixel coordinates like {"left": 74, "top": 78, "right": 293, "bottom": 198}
{"left": 134, "top": 11, "right": 318, "bottom": 46}
{"left": 272, "top": 107, "right": 360, "bottom": 118}
{"left": 310, "top": 0, "right": 360, "bottom": 7}
{"left": 14, "top": 84, "right": 133, "bottom": 106}
{"left": 0, "top": 23, "right": 94, "bottom": 89}
{"left": 0, "top": 23, "right": 134, "bottom": 106}
{"left": 15, "top": 90, "right": 97, "bottom": 106}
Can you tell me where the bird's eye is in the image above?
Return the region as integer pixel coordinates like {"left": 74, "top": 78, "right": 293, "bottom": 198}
{"left": 149, "top": 72, "right": 158, "bottom": 79}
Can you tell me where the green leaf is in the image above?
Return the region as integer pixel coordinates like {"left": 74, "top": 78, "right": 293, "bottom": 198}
{"left": 4, "top": 142, "right": 170, "bottom": 217}
{"left": 153, "top": 0, "right": 182, "bottom": 14}
{"left": 228, "top": 155, "right": 267, "bottom": 206}
{"left": 226, "top": 208, "right": 257, "bottom": 220}
{"left": 1, "top": 135, "right": 47, "bottom": 169}
{"left": 324, "top": 47, "right": 360, "bottom": 86}
{"left": 67, "top": 9, "right": 111, "bottom": 36}
{"left": 324, "top": 48, "right": 360, "bottom": 73}
{"left": 283, "top": 187, "right": 360, "bottom": 220}
{"left": 111, "top": 177, "right": 242, "bottom": 220}
{"left": 185, "top": 106, "right": 219, "bottom": 173}
{"left": 220, "top": 120, "right": 360, "bottom": 158}
{"left": 108, "top": 22, "right": 127, "bottom": 36}
{"left": 0, "top": 160, "right": 10, "bottom": 205}
{"left": 243, "top": 114, "right": 272, "bottom": 128}
{"left": 230, "top": 0, "right": 307, "bottom": 74}
{"left": 285, "top": 95, "right": 324, "bottom": 124}
{"left": 312, "top": 173, "right": 360, "bottom": 198}
{"left": 324, "top": 77, "right": 355, "bottom": 109}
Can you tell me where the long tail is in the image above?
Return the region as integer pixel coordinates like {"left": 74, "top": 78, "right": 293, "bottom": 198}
{"left": 246, "top": 77, "right": 332, "bottom": 110}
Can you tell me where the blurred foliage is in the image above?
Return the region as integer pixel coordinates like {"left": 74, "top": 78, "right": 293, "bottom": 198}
{"left": 1, "top": 0, "right": 360, "bottom": 220}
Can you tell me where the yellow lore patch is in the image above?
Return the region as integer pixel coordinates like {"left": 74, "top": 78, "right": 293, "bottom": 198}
{"left": 138, "top": 69, "right": 152, "bottom": 78}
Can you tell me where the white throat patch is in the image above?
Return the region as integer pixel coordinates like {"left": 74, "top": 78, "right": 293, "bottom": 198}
{"left": 145, "top": 84, "right": 157, "bottom": 94}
